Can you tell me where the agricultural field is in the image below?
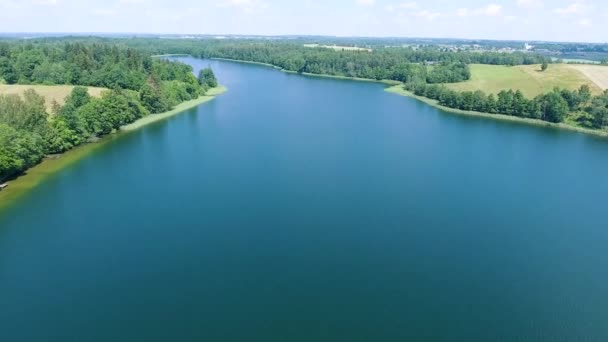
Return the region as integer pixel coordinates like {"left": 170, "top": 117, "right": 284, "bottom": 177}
{"left": 0, "top": 84, "right": 105, "bottom": 112}
{"left": 304, "top": 44, "right": 372, "bottom": 52}
{"left": 446, "top": 64, "right": 605, "bottom": 97}
{"left": 568, "top": 64, "right": 608, "bottom": 90}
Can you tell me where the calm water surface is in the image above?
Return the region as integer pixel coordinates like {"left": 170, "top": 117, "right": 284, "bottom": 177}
{"left": 1, "top": 57, "right": 608, "bottom": 341}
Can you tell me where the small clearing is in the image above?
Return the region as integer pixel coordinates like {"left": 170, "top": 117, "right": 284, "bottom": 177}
{"left": 0, "top": 85, "right": 105, "bottom": 112}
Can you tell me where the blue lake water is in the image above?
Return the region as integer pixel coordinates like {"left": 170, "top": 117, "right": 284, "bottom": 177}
{"left": 1, "top": 57, "right": 608, "bottom": 341}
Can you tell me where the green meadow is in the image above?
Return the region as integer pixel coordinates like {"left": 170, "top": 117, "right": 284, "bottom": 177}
{"left": 446, "top": 64, "right": 604, "bottom": 97}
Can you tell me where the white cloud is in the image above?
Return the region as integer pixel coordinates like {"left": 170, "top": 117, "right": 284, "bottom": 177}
{"left": 454, "top": 4, "right": 502, "bottom": 17}
{"left": 516, "top": 0, "right": 544, "bottom": 9}
{"left": 356, "top": 0, "right": 376, "bottom": 6}
{"left": 414, "top": 10, "right": 441, "bottom": 20}
{"left": 478, "top": 4, "right": 502, "bottom": 16}
{"left": 385, "top": 2, "right": 417, "bottom": 12}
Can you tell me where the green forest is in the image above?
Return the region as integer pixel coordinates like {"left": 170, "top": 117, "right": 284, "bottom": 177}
{"left": 116, "top": 38, "right": 547, "bottom": 83}
{"left": 406, "top": 83, "right": 608, "bottom": 128}
{"left": 0, "top": 41, "right": 217, "bottom": 181}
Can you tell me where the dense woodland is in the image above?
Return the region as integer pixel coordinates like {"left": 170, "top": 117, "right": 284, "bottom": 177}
{"left": 115, "top": 38, "right": 549, "bottom": 83}
{"left": 0, "top": 41, "right": 217, "bottom": 181}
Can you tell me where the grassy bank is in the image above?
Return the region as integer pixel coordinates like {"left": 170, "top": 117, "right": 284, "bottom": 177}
{"left": 122, "top": 86, "right": 226, "bottom": 131}
{"left": 385, "top": 85, "right": 608, "bottom": 137}
{"left": 0, "top": 86, "right": 226, "bottom": 213}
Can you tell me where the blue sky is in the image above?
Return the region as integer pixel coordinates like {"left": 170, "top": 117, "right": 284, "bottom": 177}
{"left": 0, "top": 0, "right": 605, "bottom": 42}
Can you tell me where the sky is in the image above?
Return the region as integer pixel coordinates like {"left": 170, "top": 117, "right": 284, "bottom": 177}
{"left": 0, "top": 0, "right": 605, "bottom": 43}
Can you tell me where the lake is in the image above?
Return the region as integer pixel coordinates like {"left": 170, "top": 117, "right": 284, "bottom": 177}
{"left": 1, "top": 57, "right": 608, "bottom": 341}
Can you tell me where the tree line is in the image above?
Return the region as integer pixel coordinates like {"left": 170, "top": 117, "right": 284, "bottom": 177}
{"left": 70, "top": 38, "right": 548, "bottom": 83}
{"left": 405, "top": 82, "right": 608, "bottom": 128}
{"left": 0, "top": 40, "right": 217, "bottom": 181}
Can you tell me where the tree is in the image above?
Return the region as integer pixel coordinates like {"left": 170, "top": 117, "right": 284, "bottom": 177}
{"left": 578, "top": 84, "right": 592, "bottom": 104}
{"left": 58, "top": 87, "right": 91, "bottom": 140}
{"left": 541, "top": 61, "right": 549, "bottom": 72}
{"left": 538, "top": 91, "right": 569, "bottom": 123}
{"left": 140, "top": 82, "right": 168, "bottom": 114}
{"left": 198, "top": 67, "right": 218, "bottom": 88}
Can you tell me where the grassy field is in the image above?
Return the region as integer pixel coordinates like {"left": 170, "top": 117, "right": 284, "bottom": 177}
{"left": 0, "top": 84, "right": 105, "bottom": 111}
{"left": 446, "top": 64, "right": 604, "bottom": 97}
{"left": 304, "top": 44, "right": 372, "bottom": 52}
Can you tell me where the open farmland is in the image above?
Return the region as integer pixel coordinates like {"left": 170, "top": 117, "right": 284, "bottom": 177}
{"left": 446, "top": 64, "right": 603, "bottom": 97}
{"left": 568, "top": 64, "right": 608, "bottom": 90}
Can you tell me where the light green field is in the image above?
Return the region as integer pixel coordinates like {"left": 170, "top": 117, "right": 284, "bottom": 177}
{"left": 446, "top": 64, "right": 604, "bottom": 97}
{"left": 0, "top": 84, "right": 105, "bottom": 111}
{"left": 304, "top": 44, "right": 372, "bottom": 52}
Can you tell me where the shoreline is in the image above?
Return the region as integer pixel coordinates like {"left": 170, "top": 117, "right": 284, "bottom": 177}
{"left": 122, "top": 86, "right": 226, "bottom": 131}
{"left": 211, "top": 58, "right": 400, "bottom": 85}
{"left": 213, "top": 57, "right": 608, "bottom": 138}
{"left": 385, "top": 85, "right": 608, "bottom": 138}
{"left": 0, "top": 86, "right": 227, "bottom": 213}
{"left": 151, "top": 54, "right": 190, "bottom": 58}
